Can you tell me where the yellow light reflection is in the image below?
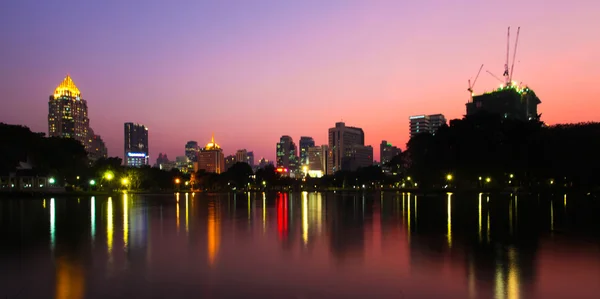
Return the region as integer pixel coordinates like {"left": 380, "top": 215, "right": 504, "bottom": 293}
{"left": 478, "top": 193, "right": 482, "bottom": 243}
{"left": 509, "top": 195, "right": 513, "bottom": 236}
{"left": 185, "top": 193, "right": 189, "bottom": 233}
{"left": 414, "top": 195, "right": 418, "bottom": 227}
{"left": 248, "top": 192, "right": 251, "bottom": 220}
{"left": 407, "top": 193, "right": 411, "bottom": 241}
{"left": 55, "top": 257, "right": 85, "bottom": 299}
{"left": 316, "top": 192, "right": 323, "bottom": 234}
{"left": 507, "top": 247, "right": 521, "bottom": 299}
{"left": 447, "top": 192, "right": 452, "bottom": 248}
{"left": 262, "top": 192, "right": 266, "bottom": 233}
{"left": 176, "top": 201, "right": 180, "bottom": 232}
{"left": 91, "top": 196, "right": 95, "bottom": 241}
{"left": 564, "top": 194, "right": 567, "bottom": 208}
{"left": 50, "top": 198, "right": 55, "bottom": 249}
{"left": 107, "top": 197, "right": 113, "bottom": 253}
{"left": 302, "top": 192, "right": 308, "bottom": 245}
{"left": 495, "top": 263, "right": 505, "bottom": 299}
{"left": 487, "top": 195, "right": 491, "bottom": 243}
{"left": 207, "top": 202, "right": 220, "bottom": 266}
{"left": 43, "top": 199, "right": 46, "bottom": 208}
{"left": 123, "top": 194, "right": 128, "bottom": 250}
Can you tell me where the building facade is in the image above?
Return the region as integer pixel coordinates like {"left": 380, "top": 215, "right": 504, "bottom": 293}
{"left": 409, "top": 114, "right": 447, "bottom": 138}
{"left": 247, "top": 151, "right": 255, "bottom": 167}
{"left": 299, "top": 136, "right": 315, "bottom": 166}
{"left": 235, "top": 149, "right": 248, "bottom": 164}
{"left": 380, "top": 140, "right": 401, "bottom": 166}
{"left": 48, "top": 75, "right": 105, "bottom": 158}
{"left": 327, "top": 122, "right": 365, "bottom": 174}
{"left": 466, "top": 86, "right": 541, "bottom": 121}
{"left": 185, "top": 141, "right": 199, "bottom": 162}
{"left": 197, "top": 135, "right": 225, "bottom": 174}
{"left": 307, "top": 145, "right": 328, "bottom": 178}
{"left": 224, "top": 155, "right": 236, "bottom": 171}
{"left": 342, "top": 145, "right": 373, "bottom": 171}
{"left": 276, "top": 135, "right": 299, "bottom": 172}
{"left": 124, "top": 122, "right": 149, "bottom": 167}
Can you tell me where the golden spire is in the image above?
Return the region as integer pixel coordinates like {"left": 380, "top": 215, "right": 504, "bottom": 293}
{"left": 53, "top": 74, "right": 81, "bottom": 99}
{"left": 205, "top": 133, "right": 220, "bottom": 150}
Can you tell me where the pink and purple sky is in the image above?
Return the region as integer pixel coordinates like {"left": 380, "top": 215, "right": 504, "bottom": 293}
{"left": 1, "top": 0, "right": 599, "bottom": 162}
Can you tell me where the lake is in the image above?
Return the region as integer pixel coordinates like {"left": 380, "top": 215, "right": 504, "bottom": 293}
{"left": 1, "top": 191, "right": 599, "bottom": 298}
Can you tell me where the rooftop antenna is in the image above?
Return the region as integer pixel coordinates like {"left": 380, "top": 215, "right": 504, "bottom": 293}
{"left": 467, "top": 64, "right": 484, "bottom": 101}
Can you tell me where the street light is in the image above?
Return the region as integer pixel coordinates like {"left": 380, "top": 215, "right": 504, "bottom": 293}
{"left": 446, "top": 174, "right": 453, "bottom": 181}
{"left": 121, "top": 178, "right": 129, "bottom": 186}
{"left": 104, "top": 171, "right": 114, "bottom": 181}
{"left": 89, "top": 180, "right": 96, "bottom": 186}
{"left": 175, "top": 178, "right": 181, "bottom": 184}
{"left": 485, "top": 177, "right": 491, "bottom": 183}
{"left": 48, "top": 177, "right": 56, "bottom": 184}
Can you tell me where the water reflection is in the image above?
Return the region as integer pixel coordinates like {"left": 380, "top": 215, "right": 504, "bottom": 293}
{"left": 1, "top": 192, "right": 599, "bottom": 298}
{"left": 107, "top": 197, "right": 113, "bottom": 254}
{"left": 55, "top": 257, "right": 85, "bottom": 299}
{"left": 207, "top": 200, "right": 220, "bottom": 266}
{"left": 50, "top": 198, "right": 55, "bottom": 250}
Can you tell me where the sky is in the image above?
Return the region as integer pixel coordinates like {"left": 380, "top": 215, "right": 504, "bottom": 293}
{"left": 1, "top": 0, "right": 599, "bottom": 162}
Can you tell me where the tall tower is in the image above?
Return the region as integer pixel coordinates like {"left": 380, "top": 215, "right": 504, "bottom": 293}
{"left": 327, "top": 122, "right": 364, "bottom": 174}
{"left": 299, "top": 136, "right": 315, "bottom": 165}
{"left": 276, "top": 135, "right": 298, "bottom": 172}
{"left": 124, "top": 123, "right": 149, "bottom": 167}
{"left": 185, "top": 141, "right": 199, "bottom": 162}
{"left": 48, "top": 75, "right": 91, "bottom": 152}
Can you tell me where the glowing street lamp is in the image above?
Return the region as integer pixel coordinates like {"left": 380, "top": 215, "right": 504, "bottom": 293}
{"left": 104, "top": 171, "right": 114, "bottom": 181}
{"left": 446, "top": 174, "right": 453, "bottom": 181}
{"left": 48, "top": 177, "right": 56, "bottom": 184}
{"left": 121, "top": 178, "right": 129, "bottom": 186}
{"left": 175, "top": 178, "right": 181, "bottom": 184}
{"left": 485, "top": 177, "right": 491, "bottom": 183}
{"left": 89, "top": 179, "right": 96, "bottom": 186}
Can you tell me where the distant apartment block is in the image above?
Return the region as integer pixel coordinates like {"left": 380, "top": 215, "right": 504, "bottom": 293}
{"left": 409, "top": 114, "right": 447, "bottom": 138}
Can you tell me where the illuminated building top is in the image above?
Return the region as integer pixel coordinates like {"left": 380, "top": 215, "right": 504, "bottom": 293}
{"left": 53, "top": 75, "right": 81, "bottom": 99}
{"left": 204, "top": 134, "right": 221, "bottom": 150}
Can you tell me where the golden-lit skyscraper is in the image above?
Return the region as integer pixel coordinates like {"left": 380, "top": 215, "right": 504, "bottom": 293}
{"left": 48, "top": 75, "right": 106, "bottom": 159}
{"left": 198, "top": 134, "right": 225, "bottom": 174}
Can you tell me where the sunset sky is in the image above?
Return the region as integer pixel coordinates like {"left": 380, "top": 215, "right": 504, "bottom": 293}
{"left": 1, "top": 0, "right": 599, "bottom": 162}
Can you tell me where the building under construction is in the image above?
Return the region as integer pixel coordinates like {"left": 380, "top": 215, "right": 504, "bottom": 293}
{"left": 466, "top": 84, "right": 541, "bottom": 121}
{"left": 465, "top": 27, "right": 542, "bottom": 121}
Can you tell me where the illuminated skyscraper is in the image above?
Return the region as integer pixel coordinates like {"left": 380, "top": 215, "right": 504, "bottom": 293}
{"left": 185, "top": 141, "right": 199, "bottom": 162}
{"left": 124, "top": 123, "right": 149, "bottom": 167}
{"left": 235, "top": 149, "right": 248, "bottom": 164}
{"left": 48, "top": 75, "right": 101, "bottom": 155}
{"left": 276, "top": 135, "right": 299, "bottom": 172}
{"left": 299, "top": 136, "right": 315, "bottom": 165}
{"left": 198, "top": 134, "right": 225, "bottom": 174}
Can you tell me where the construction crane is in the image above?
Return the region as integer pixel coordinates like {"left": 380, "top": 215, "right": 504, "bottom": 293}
{"left": 502, "top": 26, "right": 521, "bottom": 86}
{"left": 486, "top": 70, "right": 504, "bottom": 83}
{"left": 468, "top": 64, "right": 484, "bottom": 94}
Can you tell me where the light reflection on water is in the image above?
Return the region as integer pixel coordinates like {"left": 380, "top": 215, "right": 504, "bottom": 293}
{"left": 0, "top": 192, "right": 599, "bottom": 299}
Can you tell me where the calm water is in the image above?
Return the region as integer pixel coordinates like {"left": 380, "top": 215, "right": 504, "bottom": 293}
{"left": 1, "top": 192, "right": 599, "bottom": 299}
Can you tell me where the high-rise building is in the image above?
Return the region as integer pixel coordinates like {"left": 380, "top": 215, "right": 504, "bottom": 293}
{"left": 307, "top": 145, "right": 328, "bottom": 178}
{"left": 185, "top": 141, "right": 199, "bottom": 162}
{"left": 124, "top": 123, "right": 149, "bottom": 167}
{"left": 429, "top": 114, "right": 447, "bottom": 134}
{"left": 327, "top": 122, "right": 365, "bottom": 174}
{"left": 224, "top": 155, "right": 236, "bottom": 171}
{"left": 88, "top": 130, "right": 108, "bottom": 162}
{"left": 155, "top": 153, "right": 169, "bottom": 167}
{"left": 247, "top": 151, "right": 255, "bottom": 167}
{"left": 342, "top": 145, "right": 373, "bottom": 171}
{"left": 299, "top": 136, "right": 315, "bottom": 165}
{"left": 48, "top": 75, "right": 105, "bottom": 157}
{"left": 409, "top": 114, "right": 447, "bottom": 138}
{"left": 380, "top": 140, "right": 401, "bottom": 166}
{"left": 276, "top": 135, "right": 299, "bottom": 172}
{"left": 466, "top": 86, "right": 540, "bottom": 121}
{"left": 198, "top": 135, "right": 225, "bottom": 174}
{"left": 235, "top": 149, "right": 248, "bottom": 164}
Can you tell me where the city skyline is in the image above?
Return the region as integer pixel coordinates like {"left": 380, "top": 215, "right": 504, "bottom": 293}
{"left": 2, "top": 0, "right": 600, "bottom": 162}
